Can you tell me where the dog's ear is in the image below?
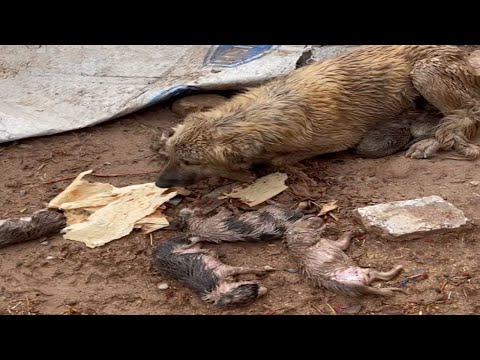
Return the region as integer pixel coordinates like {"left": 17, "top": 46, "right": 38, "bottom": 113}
{"left": 152, "top": 124, "right": 186, "bottom": 156}
{"left": 212, "top": 138, "right": 264, "bottom": 165}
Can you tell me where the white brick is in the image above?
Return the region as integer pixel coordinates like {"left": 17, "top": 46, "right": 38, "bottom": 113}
{"left": 354, "top": 196, "right": 470, "bottom": 241}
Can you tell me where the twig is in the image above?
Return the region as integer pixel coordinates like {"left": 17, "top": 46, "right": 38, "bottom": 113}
{"left": 310, "top": 304, "right": 324, "bottom": 315}
{"left": 325, "top": 302, "right": 337, "bottom": 314}
{"left": 406, "top": 273, "right": 427, "bottom": 280}
{"left": 329, "top": 212, "right": 339, "bottom": 221}
{"left": 27, "top": 163, "right": 47, "bottom": 178}
{"left": 439, "top": 280, "right": 447, "bottom": 293}
{"left": 43, "top": 175, "right": 78, "bottom": 184}
{"left": 25, "top": 295, "right": 32, "bottom": 315}
{"left": 40, "top": 169, "right": 162, "bottom": 185}
{"left": 91, "top": 170, "right": 161, "bottom": 178}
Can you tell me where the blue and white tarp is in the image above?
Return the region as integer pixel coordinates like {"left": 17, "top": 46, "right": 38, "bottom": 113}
{"left": 0, "top": 45, "right": 313, "bottom": 143}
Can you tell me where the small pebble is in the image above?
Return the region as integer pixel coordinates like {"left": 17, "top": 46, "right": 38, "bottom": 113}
{"left": 40, "top": 241, "right": 49, "bottom": 246}
{"left": 158, "top": 283, "right": 169, "bottom": 290}
{"left": 296, "top": 201, "right": 310, "bottom": 211}
{"left": 285, "top": 268, "right": 299, "bottom": 273}
{"left": 19, "top": 189, "right": 27, "bottom": 196}
{"left": 264, "top": 265, "right": 275, "bottom": 271}
{"left": 167, "top": 195, "right": 184, "bottom": 206}
{"left": 470, "top": 181, "right": 479, "bottom": 186}
{"left": 46, "top": 256, "right": 54, "bottom": 260}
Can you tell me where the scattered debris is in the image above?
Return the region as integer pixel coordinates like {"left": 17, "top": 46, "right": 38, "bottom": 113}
{"left": 408, "top": 268, "right": 429, "bottom": 280}
{"left": 354, "top": 195, "right": 470, "bottom": 241}
{"left": 42, "top": 169, "right": 163, "bottom": 185}
{"left": 134, "top": 210, "right": 170, "bottom": 234}
{"left": 296, "top": 201, "right": 310, "bottom": 212}
{"left": 48, "top": 170, "right": 177, "bottom": 248}
{"left": 445, "top": 271, "right": 472, "bottom": 285}
{"left": 318, "top": 200, "right": 338, "bottom": 216}
{"left": 206, "top": 182, "right": 240, "bottom": 199}
{"left": 336, "top": 304, "right": 363, "bottom": 315}
{"left": 166, "top": 195, "right": 185, "bottom": 206}
{"left": 171, "top": 94, "right": 228, "bottom": 117}
{"left": 157, "top": 283, "right": 169, "bottom": 290}
{"left": 381, "top": 306, "right": 403, "bottom": 315}
{"left": 219, "top": 172, "right": 288, "bottom": 207}
{"left": 399, "top": 269, "right": 429, "bottom": 287}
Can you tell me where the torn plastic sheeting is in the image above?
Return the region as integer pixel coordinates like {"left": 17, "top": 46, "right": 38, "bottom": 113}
{"left": 0, "top": 45, "right": 308, "bottom": 143}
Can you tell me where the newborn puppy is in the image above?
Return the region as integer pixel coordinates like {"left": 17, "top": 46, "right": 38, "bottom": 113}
{"left": 152, "top": 236, "right": 269, "bottom": 308}
{"left": 354, "top": 107, "right": 442, "bottom": 158}
{"left": 285, "top": 216, "right": 405, "bottom": 297}
{"left": 0, "top": 209, "right": 67, "bottom": 248}
{"left": 172, "top": 205, "right": 304, "bottom": 248}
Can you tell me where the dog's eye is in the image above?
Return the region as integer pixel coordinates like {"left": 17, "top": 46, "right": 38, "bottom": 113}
{"left": 182, "top": 160, "right": 202, "bottom": 166}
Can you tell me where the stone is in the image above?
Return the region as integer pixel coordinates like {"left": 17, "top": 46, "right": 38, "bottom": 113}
{"left": 311, "top": 45, "right": 360, "bottom": 62}
{"left": 171, "top": 94, "right": 228, "bottom": 117}
{"left": 354, "top": 195, "right": 470, "bottom": 241}
{"left": 157, "top": 283, "right": 169, "bottom": 290}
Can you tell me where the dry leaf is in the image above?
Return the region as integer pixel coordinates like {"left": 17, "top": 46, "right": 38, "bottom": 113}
{"left": 62, "top": 183, "right": 176, "bottom": 248}
{"left": 135, "top": 209, "right": 170, "bottom": 234}
{"left": 319, "top": 200, "right": 338, "bottom": 216}
{"left": 219, "top": 172, "right": 288, "bottom": 207}
{"left": 48, "top": 170, "right": 120, "bottom": 210}
{"left": 48, "top": 170, "right": 176, "bottom": 248}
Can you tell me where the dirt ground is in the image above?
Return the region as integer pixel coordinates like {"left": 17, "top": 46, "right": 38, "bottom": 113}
{"left": 1, "top": 101, "right": 480, "bottom": 315}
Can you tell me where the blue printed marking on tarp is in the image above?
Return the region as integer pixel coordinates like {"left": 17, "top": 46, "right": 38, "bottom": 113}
{"left": 204, "top": 45, "right": 277, "bottom": 68}
{"left": 147, "top": 85, "right": 199, "bottom": 106}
